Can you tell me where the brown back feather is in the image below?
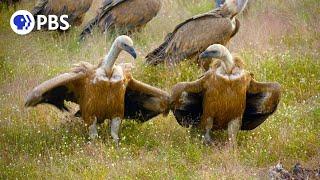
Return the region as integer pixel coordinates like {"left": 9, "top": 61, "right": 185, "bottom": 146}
{"left": 145, "top": 7, "right": 234, "bottom": 65}
{"left": 32, "top": 0, "right": 93, "bottom": 27}
{"left": 80, "top": 0, "right": 161, "bottom": 40}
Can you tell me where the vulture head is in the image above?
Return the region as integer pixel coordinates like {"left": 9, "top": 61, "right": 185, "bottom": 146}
{"left": 102, "top": 35, "right": 137, "bottom": 76}
{"left": 114, "top": 35, "right": 137, "bottom": 59}
{"left": 199, "top": 44, "right": 234, "bottom": 74}
{"left": 225, "top": 0, "right": 248, "bottom": 16}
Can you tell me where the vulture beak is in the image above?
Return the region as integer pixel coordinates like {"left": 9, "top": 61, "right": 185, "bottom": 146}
{"left": 199, "top": 50, "right": 220, "bottom": 60}
{"left": 25, "top": 93, "right": 39, "bottom": 107}
{"left": 236, "top": 0, "right": 248, "bottom": 13}
{"left": 125, "top": 46, "right": 137, "bottom": 59}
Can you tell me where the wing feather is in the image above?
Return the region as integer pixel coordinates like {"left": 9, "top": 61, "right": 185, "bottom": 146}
{"left": 79, "top": 0, "right": 129, "bottom": 39}
{"left": 241, "top": 80, "right": 281, "bottom": 130}
{"left": 25, "top": 65, "right": 89, "bottom": 111}
{"left": 124, "top": 78, "right": 169, "bottom": 122}
{"left": 171, "top": 74, "right": 208, "bottom": 127}
{"left": 146, "top": 8, "right": 236, "bottom": 65}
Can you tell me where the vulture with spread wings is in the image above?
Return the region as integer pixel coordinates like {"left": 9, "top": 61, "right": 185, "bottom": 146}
{"left": 79, "top": 0, "right": 161, "bottom": 40}
{"left": 146, "top": 0, "right": 248, "bottom": 66}
{"left": 171, "top": 44, "right": 281, "bottom": 146}
{"left": 31, "top": 0, "right": 93, "bottom": 28}
{"left": 25, "top": 36, "right": 169, "bottom": 146}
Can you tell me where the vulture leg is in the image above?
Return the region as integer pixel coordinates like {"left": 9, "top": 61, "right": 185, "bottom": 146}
{"left": 227, "top": 117, "right": 242, "bottom": 148}
{"left": 110, "top": 117, "right": 122, "bottom": 147}
{"left": 88, "top": 117, "right": 99, "bottom": 139}
{"left": 204, "top": 117, "right": 214, "bottom": 145}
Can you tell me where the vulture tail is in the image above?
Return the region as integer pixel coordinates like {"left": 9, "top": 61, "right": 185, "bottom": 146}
{"left": 79, "top": 16, "right": 100, "bottom": 41}
{"left": 145, "top": 32, "right": 174, "bottom": 65}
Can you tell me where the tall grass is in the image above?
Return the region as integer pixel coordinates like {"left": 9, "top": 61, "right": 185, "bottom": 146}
{"left": 0, "top": 0, "right": 319, "bottom": 179}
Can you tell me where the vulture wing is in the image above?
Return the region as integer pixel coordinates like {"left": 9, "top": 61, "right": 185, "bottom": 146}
{"left": 79, "top": 0, "right": 129, "bottom": 39}
{"left": 146, "top": 8, "right": 239, "bottom": 65}
{"left": 124, "top": 78, "right": 169, "bottom": 122}
{"left": 25, "top": 63, "right": 92, "bottom": 111}
{"left": 242, "top": 80, "right": 281, "bottom": 130}
{"left": 171, "top": 75, "right": 208, "bottom": 127}
{"left": 172, "top": 92, "right": 203, "bottom": 128}
{"left": 101, "top": 0, "right": 129, "bottom": 12}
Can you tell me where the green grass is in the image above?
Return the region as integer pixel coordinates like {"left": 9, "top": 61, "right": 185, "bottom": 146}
{"left": 0, "top": 0, "right": 319, "bottom": 179}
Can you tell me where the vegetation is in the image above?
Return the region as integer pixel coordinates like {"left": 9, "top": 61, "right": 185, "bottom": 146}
{"left": 0, "top": 0, "right": 319, "bottom": 179}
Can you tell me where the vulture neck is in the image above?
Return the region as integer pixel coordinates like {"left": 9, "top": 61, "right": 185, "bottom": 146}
{"left": 101, "top": 42, "right": 121, "bottom": 77}
{"left": 220, "top": 52, "right": 234, "bottom": 74}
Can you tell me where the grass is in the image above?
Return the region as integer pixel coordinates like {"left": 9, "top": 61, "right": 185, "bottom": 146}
{"left": 0, "top": 0, "right": 319, "bottom": 179}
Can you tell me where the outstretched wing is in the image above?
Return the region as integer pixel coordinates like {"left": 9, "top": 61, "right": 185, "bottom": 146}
{"left": 241, "top": 80, "right": 281, "bottom": 130}
{"left": 124, "top": 78, "right": 169, "bottom": 122}
{"left": 25, "top": 63, "right": 91, "bottom": 111}
{"left": 172, "top": 92, "right": 203, "bottom": 127}
{"left": 171, "top": 75, "right": 207, "bottom": 127}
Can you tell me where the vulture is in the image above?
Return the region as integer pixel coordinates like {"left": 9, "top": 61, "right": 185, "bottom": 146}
{"left": 79, "top": 0, "right": 161, "bottom": 40}
{"left": 25, "top": 35, "right": 169, "bottom": 146}
{"left": 31, "top": 0, "right": 93, "bottom": 28}
{"left": 145, "top": 0, "right": 248, "bottom": 66}
{"left": 170, "top": 44, "right": 281, "bottom": 146}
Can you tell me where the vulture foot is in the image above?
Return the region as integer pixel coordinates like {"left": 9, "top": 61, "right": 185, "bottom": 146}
{"left": 203, "top": 117, "right": 214, "bottom": 146}
{"left": 88, "top": 118, "right": 99, "bottom": 140}
{"left": 203, "top": 133, "right": 214, "bottom": 146}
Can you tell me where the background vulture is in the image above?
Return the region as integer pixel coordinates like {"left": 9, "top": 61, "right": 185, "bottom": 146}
{"left": 145, "top": 0, "right": 248, "bottom": 66}
{"left": 25, "top": 36, "right": 169, "bottom": 146}
{"left": 79, "top": 0, "right": 161, "bottom": 40}
{"left": 170, "top": 44, "right": 281, "bottom": 146}
{"left": 31, "top": 0, "right": 94, "bottom": 28}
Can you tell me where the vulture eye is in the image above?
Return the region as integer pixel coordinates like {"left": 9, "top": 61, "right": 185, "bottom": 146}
{"left": 211, "top": 50, "right": 218, "bottom": 54}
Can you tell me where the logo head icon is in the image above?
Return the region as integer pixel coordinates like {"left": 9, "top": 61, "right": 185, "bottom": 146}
{"left": 10, "top": 10, "right": 35, "bottom": 35}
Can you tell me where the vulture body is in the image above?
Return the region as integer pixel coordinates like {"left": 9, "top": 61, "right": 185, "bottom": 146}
{"left": 145, "top": 0, "right": 248, "bottom": 66}
{"left": 31, "top": 0, "right": 93, "bottom": 28}
{"left": 170, "top": 44, "right": 281, "bottom": 145}
{"left": 79, "top": 0, "right": 161, "bottom": 40}
{"left": 25, "top": 36, "right": 169, "bottom": 145}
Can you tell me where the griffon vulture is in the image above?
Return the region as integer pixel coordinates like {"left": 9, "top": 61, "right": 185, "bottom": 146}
{"left": 25, "top": 35, "right": 169, "bottom": 146}
{"left": 79, "top": 0, "right": 161, "bottom": 40}
{"left": 170, "top": 44, "right": 281, "bottom": 146}
{"left": 31, "top": 0, "right": 93, "bottom": 28}
{"left": 145, "top": 0, "right": 248, "bottom": 66}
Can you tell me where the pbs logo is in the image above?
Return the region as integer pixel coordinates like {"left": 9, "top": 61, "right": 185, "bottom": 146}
{"left": 10, "top": 10, "right": 35, "bottom": 35}
{"left": 10, "top": 10, "right": 70, "bottom": 35}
